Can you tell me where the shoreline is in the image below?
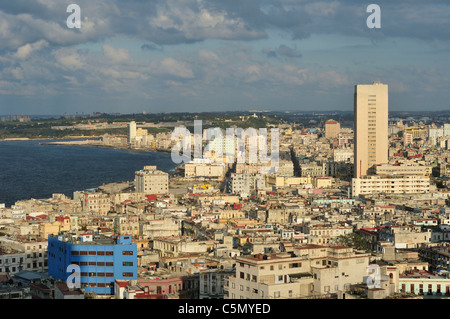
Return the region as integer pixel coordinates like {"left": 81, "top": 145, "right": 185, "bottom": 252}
{"left": 0, "top": 136, "right": 100, "bottom": 142}
{"left": 39, "top": 139, "right": 174, "bottom": 155}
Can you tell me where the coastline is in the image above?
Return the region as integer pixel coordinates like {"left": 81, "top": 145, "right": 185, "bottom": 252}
{"left": 0, "top": 136, "right": 100, "bottom": 142}
{"left": 39, "top": 139, "right": 173, "bottom": 155}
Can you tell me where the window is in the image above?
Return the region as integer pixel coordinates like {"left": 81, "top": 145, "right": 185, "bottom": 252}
{"left": 105, "top": 251, "right": 114, "bottom": 256}
{"left": 123, "top": 272, "right": 133, "bottom": 277}
{"left": 71, "top": 251, "right": 79, "bottom": 256}
{"left": 106, "top": 262, "right": 114, "bottom": 267}
{"left": 97, "top": 262, "right": 105, "bottom": 267}
{"left": 88, "top": 251, "right": 96, "bottom": 256}
{"left": 106, "top": 273, "right": 114, "bottom": 277}
{"left": 97, "top": 251, "right": 105, "bottom": 256}
{"left": 97, "top": 273, "right": 105, "bottom": 277}
{"left": 79, "top": 251, "right": 87, "bottom": 256}
{"left": 122, "top": 251, "right": 133, "bottom": 256}
{"left": 123, "top": 262, "right": 133, "bottom": 266}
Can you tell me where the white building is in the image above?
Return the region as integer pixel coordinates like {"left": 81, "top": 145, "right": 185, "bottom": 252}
{"left": 351, "top": 175, "right": 430, "bottom": 197}
{"left": 135, "top": 165, "right": 169, "bottom": 195}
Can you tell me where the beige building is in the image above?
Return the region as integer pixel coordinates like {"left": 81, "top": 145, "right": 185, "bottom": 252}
{"left": 324, "top": 120, "right": 341, "bottom": 139}
{"left": 134, "top": 165, "right": 169, "bottom": 195}
{"left": 351, "top": 175, "right": 430, "bottom": 197}
{"left": 81, "top": 192, "right": 110, "bottom": 215}
{"left": 226, "top": 245, "right": 371, "bottom": 299}
{"left": 374, "top": 163, "right": 432, "bottom": 177}
{"left": 185, "top": 160, "right": 226, "bottom": 179}
{"left": 354, "top": 81, "right": 389, "bottom": 178}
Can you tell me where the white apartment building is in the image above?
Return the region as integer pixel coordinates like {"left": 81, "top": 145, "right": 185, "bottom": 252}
{"left": 351, "top": 175, "right": 430, "bottom": 197}
{"left": 333, "top": 149, "right": 354, "bottom": 162}
{"left": 374, "top": 163, "right": 432, "bottom": 177}
{"left": 307, "top": 224, "right": 353, "bottom": 245}
{"left": 0, "top": 238, "right": 48, "bottom": 274}
{"left": 226, "top": 245, "right": 371, "bottom": 299}
{"left": 80, "top": 192, "right": 110, "bottom": 215}
{"left": 184, "top": 160, "right": 226, "bottom": 179}
{"left": 228, "top": 173, "right": 265, "bottom": 195}
{"left": 135, "top": 165, "right": 169, "bottom": 195}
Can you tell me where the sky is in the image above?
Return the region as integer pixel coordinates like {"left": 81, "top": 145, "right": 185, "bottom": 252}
{"left": 0, "top": 0, "right": 450, "bottom": 115}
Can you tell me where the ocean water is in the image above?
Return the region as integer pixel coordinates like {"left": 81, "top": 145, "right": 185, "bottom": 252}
{"left": 0, "top": 140, "right": 179, "bottom": 207}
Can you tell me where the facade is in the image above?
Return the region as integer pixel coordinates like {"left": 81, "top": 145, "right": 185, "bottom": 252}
{"left": 228, "top": 173, "right": 265, "bottom": 195}
{"left": 0, "top": 238, "right": 48, "bottom": 275}
{"left": 199, "top": 268, "right": 234, "bottom": 299}
{"left": 81, "top": 192, "right": 110, "bottom": 215}
{"left": 324, "top": 120, "right": 341, "bottom": 139}
{"left": 226, "top": 246, "right": 371, "bottom": 299}
{"left": 374, "top": 163, "right": 432, "bottom": 177}
{"left": 351, "top": 175, "right": 430, "bottom": 197}
{"left": 184, "top": 161, "right": 226, "bottom": 179}
{"left": 354, "top": 81, "right": 389, "bottom": 178}
{"left": 134, "top": 165, "right": 169, "bottom": 195}
{"left": 48, "top": 233, "right": 137, "bottom": 295}
{"left": 127, "top": 121, "right": 136, "bottom": 145}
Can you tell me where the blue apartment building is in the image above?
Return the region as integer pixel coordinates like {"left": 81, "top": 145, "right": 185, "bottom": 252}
{"left": 48, "top": 233, "right": 137, "bottom": 295}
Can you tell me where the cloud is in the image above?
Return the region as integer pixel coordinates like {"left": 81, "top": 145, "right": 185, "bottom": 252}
{"left": 13, "top": 40, "right": 48, "bottom": 59}
{"left": 141, "top": 43, "right": 163, "bottom": 51}
{"left": 102, "top": 44, "right": 130, "bottom": 63}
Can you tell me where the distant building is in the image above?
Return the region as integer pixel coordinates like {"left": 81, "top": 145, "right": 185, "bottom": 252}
{"left": 134, "top": 165, "right": 169, "bottom": 195}
{"left": 354, "top": 81, "right": 389, "bottom": 178}
{"left": 324, "top": 120, "right": 340, "bottom": 139}
{"left": 127, "top": 121, "right": 137, "bottom": 145}
{"left": 351, "top": 175, "right": 430, "bottom": 197}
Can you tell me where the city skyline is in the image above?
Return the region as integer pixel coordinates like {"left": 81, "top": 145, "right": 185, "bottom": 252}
{"left": 0, "top": 1, "right": 450, "bottom": 115}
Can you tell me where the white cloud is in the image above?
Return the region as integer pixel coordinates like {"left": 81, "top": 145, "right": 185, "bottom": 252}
{"left": 13, "top": 40, "right": 48, "bottom": 60}
{"left": 102, "top": 44, "right": 131, "bottom": 63}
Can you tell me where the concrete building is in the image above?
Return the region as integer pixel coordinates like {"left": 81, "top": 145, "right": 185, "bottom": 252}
{"left": 0, "top": 237, "right": 48, "bottom": 275}
{"left": 228, "top": 173, "right": 265, "bottom": 196}
{"left": 324, "top": 120, "right": 341, "bottom": 139}
{"left": 184, "top": 160, "right": 226, "bottom": 179}
{"left": 354, "top": 81, "right": 389, "bottom": 178}
{"left": 351, "top": 175, "right": 430, "bottom": 197}
{"left": 134, "top": 165, "right": 169, "bottom": 195}
{"left": 48, "top": 233, "right": 137, "bottom": 296}
{"left": 127, "top": 121, "right": 136, "bottom": 145}
{"left": 199, "top": 268, "right": 234, "bottom": 299}
{"left": 374, "top": 163, "right": 432, "bottom": 177}
{"left": 80, "top": 192, "right": 110, "bottom": 215}
{"left": 226, "top": 245, "right": 371, "bottom": 299}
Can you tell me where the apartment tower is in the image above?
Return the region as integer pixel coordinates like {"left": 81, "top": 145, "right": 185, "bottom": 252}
{"left": 354, "top": 81, "right": 389, "bottom": 178}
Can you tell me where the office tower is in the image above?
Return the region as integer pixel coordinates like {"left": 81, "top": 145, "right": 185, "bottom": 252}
{"left": 127, "top": 121, "right": 136, "bottom": 145}
{"left": 354, "top": 81, "right": 389, "bottom": 178}
{"left": 324, "top": 119, "right": 341, "bottom": 139}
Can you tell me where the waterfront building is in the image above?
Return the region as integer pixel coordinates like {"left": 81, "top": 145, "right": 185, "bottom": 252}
{"left": 134, "top": 165, "right": 169, "bottom": 195}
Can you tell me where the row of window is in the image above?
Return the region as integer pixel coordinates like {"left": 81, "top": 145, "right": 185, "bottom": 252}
{"left": 79, "top": 272, "right": 134, "bottom": 277}
{"left": 71, "top": 250, "right": 134, "bottom": 256}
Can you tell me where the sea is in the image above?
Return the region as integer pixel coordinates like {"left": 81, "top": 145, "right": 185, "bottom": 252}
{"left": 0, "top": 139, "right": 180, "bottom": 207}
